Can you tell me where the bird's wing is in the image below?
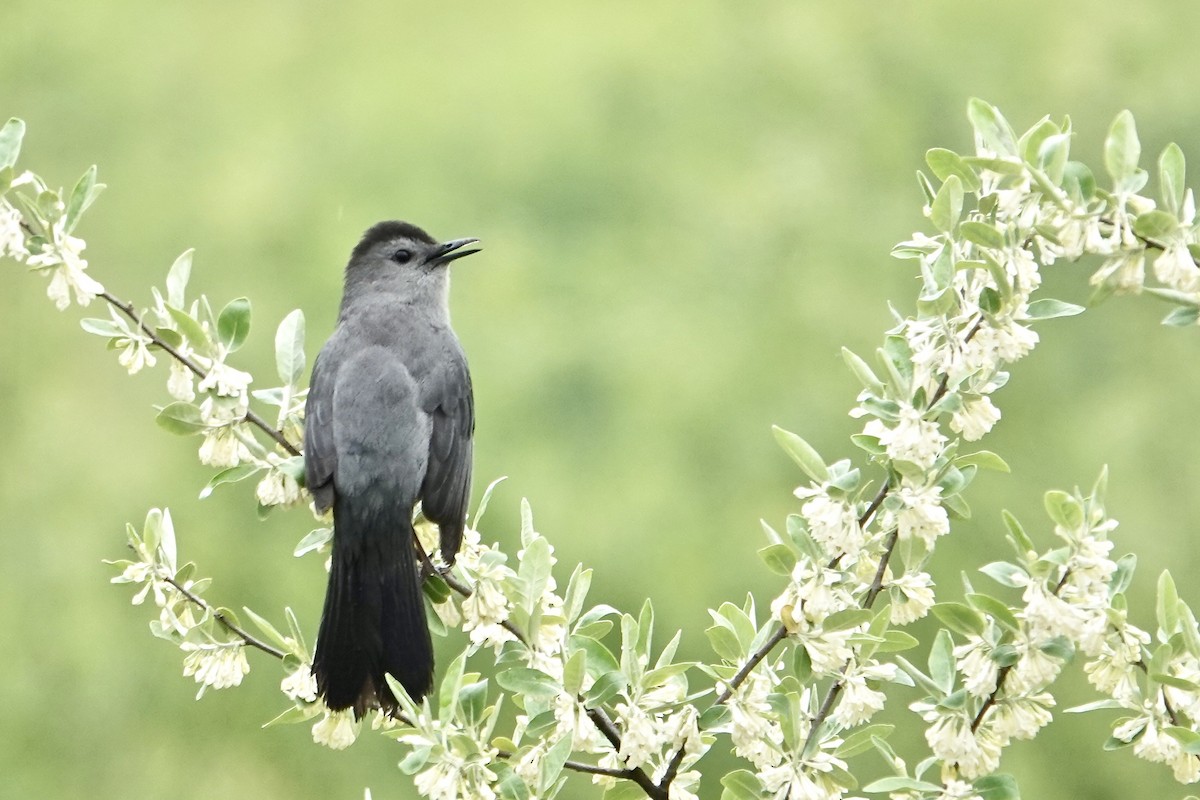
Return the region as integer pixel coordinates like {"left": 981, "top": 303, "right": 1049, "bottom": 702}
{"left": 419, "top": 348, "right": 474, "bottom": 562}
{"left": 304, "top": 349, "right": 338, "bottom": 512}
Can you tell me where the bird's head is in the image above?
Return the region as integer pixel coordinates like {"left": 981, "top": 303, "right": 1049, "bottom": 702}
{"left": 341, "top": 220, "right": 480, "bottom": 315}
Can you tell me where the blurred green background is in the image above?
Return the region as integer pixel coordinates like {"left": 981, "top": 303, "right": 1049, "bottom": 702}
{"left": 4, "top": 1, "right": 1200, "bottom": 798}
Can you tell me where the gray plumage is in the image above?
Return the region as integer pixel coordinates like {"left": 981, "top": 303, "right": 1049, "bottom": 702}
{"left": 306, "top": 220, "right": 478, "bottom": 715}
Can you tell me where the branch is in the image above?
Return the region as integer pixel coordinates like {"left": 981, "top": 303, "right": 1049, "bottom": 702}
{"left": 100, "top": 290, "right": 301, "bottom": 457}
{"left": 161, "top": 573, "right": 286, "bottom": 660}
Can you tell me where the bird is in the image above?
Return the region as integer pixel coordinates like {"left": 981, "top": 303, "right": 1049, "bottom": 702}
{"left": 304, "top": 220, "right": 478, "bottom": 716}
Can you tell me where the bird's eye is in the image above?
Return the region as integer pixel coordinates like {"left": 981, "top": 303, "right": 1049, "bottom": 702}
{"left": 391, "top": 248, "right": 414, "bottom": 264}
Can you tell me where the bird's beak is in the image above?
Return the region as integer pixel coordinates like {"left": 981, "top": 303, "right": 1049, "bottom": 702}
{"left": 429, "top": 238, "right": 481, "bottom": 267}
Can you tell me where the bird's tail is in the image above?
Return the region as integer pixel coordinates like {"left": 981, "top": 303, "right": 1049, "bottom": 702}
{"left": 313, "top": 492, "right": 434, "bottom": 717}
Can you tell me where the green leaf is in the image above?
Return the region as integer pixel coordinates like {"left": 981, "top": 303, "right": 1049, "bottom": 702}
{"left": 242, "top": 607, "right": 291, "bottom": 651}
{"left": 1105, "top": 110, "right": 1141, "bottom": 189}
{"left": 1158, "top": 570, "right": 1181, "bottom": 635}
{"left": 967, "top": 99, "right": 1018, "bottom": 158}
{"left": 1063, "top": 160, "right": 1097, "bottom": 202}
{"left": 836, "top": 724, "right": 894, "bottom": 758}
{"left": 217, "top": 297, "right": 252, "bottom": 352}
{"left": 569, "top": 633, "right": 620, "bottom": 675}
{"left": 472, "top": 475, "right": 507, "bottom": 529}
{"left": 978, "top": 285, "right": 1003, "bottom": 315}
{"left": 966, "top": 593, "right": 1020, "bottom": 632}
{"left": 199, "top": 463, "right": 262, "bottom": 499}
{"left": 928, "top": 628, "right": 955, "bottom": 694}
{"left": 275, "top": 309, "right": 306, "bottom": 386}
{"left": 166, "top": 250, "right": 194, "bottom": 308}
{"left": 979, "top": 560, "right": 1027, "bottom": 588}
{"left": 0, "top": 118, "right": 25, "bottom": 169}
{"left": 1133, "top": 210, "right": 1179, "bottom": 240}
{"left": 1160, "top": 142, "right": 1186, "bottom": 215}
{"left": 974, "top": 774, "right": 1020, "bottom": 800}
{"left": 720, "top": 770, "right": 765, "bottom": 800}
{"left": 261, "top": 704, "right": 319, "bottom": 728}
{"left": 842, "top": 347, "right": 885, "bottom": 394}
{"left": 562, "top": 649, "right": 586, "bottom": 696}
{"left": 155, "top": 401, "right": 206, "bottom": 435}
{"left": 930, "top": 174, "right": 964, "bottom": 233}
{"left": 1112, "top": 553, "right": 1137, "bottom": 596}
{"left": 771, "top": 425, "right": 829, "bottom": 483}
{"left": 294, "top": 526, "right": 332, "bottom": 557}
{"left": 1043, "top": 489, "right": 1083, "bottom": 530}
{"left": 955, "top": 450, "right": 1010, "bottom": 473}
{"left": 166, "top": 304, "right": 212, "bottom": 351}
{"left": 1163, "top": 307, "right": 1200, "bottom": 327}
{"left": 863, "top": 777, "right": 944, "bottom": 793}
{"left": 584, "top": 670, "right": 627, "bottom": 708}
{"left": 758, "top": 543, "right": 796, "bottom": 576}
{"left": 875, "top": 629, "right": 920, "bottom": 653}
{"left": 79, "top": 317, "right": 127, "bottom": 338}
{"left": 706, "top": 622, "right": 742, "bottom": 662}
{"left": 495, "top": 667, "right": 559, "bottom": 699}
{"left": 926, "top": 148, "right": 982, "bottom": 192}
{"left": 538, "top": 735, "right": 573, "bottom": 793}
{"left": 959, "top": 220, "right": 1006, "bottom": 250}
{"left": 65, "top": 165, "right": 103, "bottom": 234}
{"left": 823, "top": 608, "right": 872, "bottom": 632}
{"left": 422, "top": 572, "right": 451, "bottom": 605}
{"left": 1038, "top": 132, "right": 1072, "bottom": 186}
{"left": 1025, "top": 298, "right": 1085, "bottom": 320}
{"left": 931, "top": 603, "right": 985, "bottom": 637}
{"left": 1001, "top": 509, "right": 1035, "bottom": 554}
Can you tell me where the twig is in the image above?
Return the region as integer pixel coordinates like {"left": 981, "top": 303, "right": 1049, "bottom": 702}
{"left": 100, "top": 290, "right": 301, "bottom": 457}
{"left": 161, "top": 573, "right": 286, "bottom": 660}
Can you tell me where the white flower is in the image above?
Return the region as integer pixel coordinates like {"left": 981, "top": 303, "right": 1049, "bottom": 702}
{"left": 181, "top": 642, "right": 249, "bottom": 691}
{"left": 0, "top": 200, "right": 27, "bottom": 260}
{"left": 168, "top": 359, "right": 196, "bottom": 401}
{"left": 411, "top": 748, "right": 498, "bottom": 800}
{"left": 1006, "top": 635, "right": 1065, "bottom": 694}
{"left": 198, "top": 357, "right": 252, "bottom": 399}
{"left": 774, "top": 558, "right": 855, "bottom": 626}
{"left": 256, "top": 467, "right": 302, "bottom": 507}
{"left": 758, "top": 745, "right": 848, "bottom": 800}
{"left": 281, "top": 667, "right": 318, "bottom": 702}
{"left": 117, "top": 336, "right": 156, "bottom": 375}
{"left": 938, "top": 779, "right": 984, "bottom": 800}
{"left": 863, "top": 405, "right": 946, "bottom": 470}
{"left": 798, "top": 492, "right": 865, "bottom": 556}
{"left": 921, "top": 711, "right": 1002, "bottom": 779}
{"left": 312, "top": 708, "right": 359, "bottom": 750}
{"left": 462, "top": 576, "right": 513, "bottom": 649}
{"left": 832, "top": 661, "right": 892, "bottom": 726}
{"left": 889, "top": 570, "right": 935, "bottom": 625}
{"left": 198, "top": 425, "right": 251, "bottom": 468}
{"left": 894, "top": 482, "right": 950, "bottom": 546}
{"left": 954, "top": 636, "right": 999, "bottom": 698}
{"left": 667, "top": 770, "right": 701, "bottom": 800}
{"left": 26, "top": 220, "right": 104, "bottom": 310}
{"left": 1153, "top": 243, "right": 1200, "bottom": 292}
{"left": 725, "top": 670, "right": 784, "bottom": 770}
{"left": 989, "top": 692, "right": 1054, "bottom": 742}
{"left": 1090, "top": 249, "right": 1145, "bottom": 293}
{"left": 615, "top": 702, "right": 661, "bottom": 770}
{"left": 950, "top": 395, "right": 1001, "bottom": 441}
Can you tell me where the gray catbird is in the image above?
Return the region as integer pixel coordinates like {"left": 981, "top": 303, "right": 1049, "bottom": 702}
{"left": 305, "top": 220, "right": 479, "bottom": 716}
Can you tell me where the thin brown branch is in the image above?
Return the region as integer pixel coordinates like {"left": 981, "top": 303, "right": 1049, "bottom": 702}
{"left": 494, "top": 749, "right": 639, "bottom": 780}
{"left": 99, "top": 290, "right": 301, "bottom": 457}
{"left": 161, "top": 573, "right": 286, "bottom": 660}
